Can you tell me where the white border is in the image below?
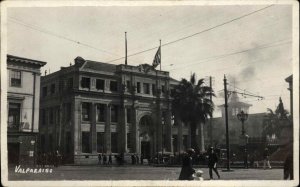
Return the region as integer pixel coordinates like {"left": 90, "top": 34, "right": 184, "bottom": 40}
{"left": 1, "top": 1, "right": 299, "bottom": 187}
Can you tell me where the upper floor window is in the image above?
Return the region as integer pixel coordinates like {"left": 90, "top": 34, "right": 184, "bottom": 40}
{"left": 41, "top": 109, "right": 46, "bottom": 125}
{"left": 81, "top": 77, "right": 90, "bottom": 89}
{"left": 110, "top": 81, "right": 118, "bottom": 92}
{"left": 126, "top": 80, "right": 131, "bottom": 91}
{"left": 96, "top": 104, "right": 105, "bottom": 122}
{"left": 8, "top": 102, "right": 21, "bottom": 130}
{"left": 49, "top": 108, "right": 54, "bottom": 124}
{"left": 96, "top": 79, "right": 105, "bottom": 90}
{"left": 143, "top": 83, "right": 150, "bottom": 94}
{"left": 126, "top": 108, "right": 131, "bottom": 123}
{"left": 50, "top": 84, "right": 55, "bottom": 94}
{"left": 10, "top": 70, "right": 21, "bottom": 87}
{"left": 137, "top": 82, "right": 141, "bottom": 93}
{"left": 42, "top": 86, "right": 47, "bottom": 97}
{"left": 82, "top": 102, "right": 91, "bottom": 121}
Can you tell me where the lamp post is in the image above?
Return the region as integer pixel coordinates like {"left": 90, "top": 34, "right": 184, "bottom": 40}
{"left": 237, "top": 110, "right": 249, "bottom": 168}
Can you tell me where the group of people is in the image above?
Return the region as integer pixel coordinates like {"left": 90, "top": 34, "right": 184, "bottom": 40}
{"left": 37, "top": 150, "right": 61, "bottom": 167}
{"left": 179, "top": 147, "right": 220, "bottom": 180}
{"left": 98, "top": 154, "right": 112, "bottom": 165}
{"left": 131, "top": 154, "right": 143, "bottom": 164}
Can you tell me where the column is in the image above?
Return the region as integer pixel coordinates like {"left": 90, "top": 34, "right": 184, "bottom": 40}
{"left": 156, "top": 109, "right": 162, "bottom": 154}
{"left": 119, "top": 105, "right": 127, "bottom": 153}
{"left": 187, "top": 124, "right": 191, "bottom": 149}
{"left": 132, "top": 107, "right": 138, "bottom": 153}
{"left": 91, "top": 103, "right": 97, "bottom": 153}
{"left": 165, "top": 111, "right": 172, "bottom": 152}
{"left": 197, "top": 122, "right": 205, "bottom": 152}
{"left": 105, "top": 104, "right": 111, "bottom": 153}
{"left": 73, "top": 99, "right": 81, "bottom": 154}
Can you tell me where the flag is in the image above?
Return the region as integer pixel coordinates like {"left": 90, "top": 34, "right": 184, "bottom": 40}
{"left": 152, "top": 46, "right": 161, "bottom": 68}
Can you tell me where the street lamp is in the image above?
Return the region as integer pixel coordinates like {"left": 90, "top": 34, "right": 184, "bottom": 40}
{"left": 237, "top": 110, "right": 249, "bottom": 168}
{"left": 237, "top": 110, "right": 248, "bottom": 135}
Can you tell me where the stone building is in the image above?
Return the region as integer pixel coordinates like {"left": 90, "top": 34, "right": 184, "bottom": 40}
{"left": 7, "top": 55, "right": 46, "bottom": 165}
{"left": 39, "top": 57, "right": 196, "bottom": 164}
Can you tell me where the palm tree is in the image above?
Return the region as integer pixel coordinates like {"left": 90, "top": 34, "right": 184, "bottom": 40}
{"left": 172, "top": 73, "right": 214, "bottom": 152}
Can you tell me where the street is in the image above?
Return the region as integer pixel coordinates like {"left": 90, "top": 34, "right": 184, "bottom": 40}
{"left": 8, "top": 165, "right": 284, "bottom": 181}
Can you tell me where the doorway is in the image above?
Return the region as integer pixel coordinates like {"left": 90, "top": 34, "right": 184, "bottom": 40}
{"left": 141, "top": 141, "right": 150, "bottom": 159}
{"left": 8, "top": 143, "right": 20, "bottom": 165}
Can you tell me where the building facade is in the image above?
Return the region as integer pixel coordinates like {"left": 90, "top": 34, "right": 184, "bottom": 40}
{"left": 7, "top": 55, "right": 46, "bottom": 166}
{"left": 39, "top": 57, "right": 196, "bottom": 164}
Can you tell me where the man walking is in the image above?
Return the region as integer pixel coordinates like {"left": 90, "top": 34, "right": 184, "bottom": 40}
{"left": 108, "top": 154, "right": 112, "bottom": 165}
{"left": 263, "top": 148, "right": 272, "bottom": 169}
{"left": 208, "top": 147, "right": 220, "bottom": 180}
{"left": 98, "top": 154, "right": 102, "bottom": 165}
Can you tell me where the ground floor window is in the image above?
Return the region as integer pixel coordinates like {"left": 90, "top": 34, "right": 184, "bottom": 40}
{"left": 97, "top": 132, "right": 105, "bottom": 153}
{"left": 111, "top": 132, "right": 118, "bottom": 153}
{"left": 8, "top": 102, "right": 21, "bottom": 130}
{"left": 82, "top": 132, "right": 91, "bottom": 153}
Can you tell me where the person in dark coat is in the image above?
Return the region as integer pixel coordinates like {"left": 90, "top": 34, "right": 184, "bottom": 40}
{"left": 178, "top": 149, "right": 195, "bottom": 180}
{"left": 108, "top": 154, "right": 112, "bottom": 165}
{"left": 208, "top": 147, "right": 220, "bottom": 180}
{"left": 103, "top": 154, "right": 107, "bottom": 165}
{"left": 98, "top": 154, "right": 102, "bottom": 165}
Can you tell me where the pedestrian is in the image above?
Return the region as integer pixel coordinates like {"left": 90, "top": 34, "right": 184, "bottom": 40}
{"left": 140, "top": 154, "right": 144, "bottom": 164}
{"left": 284, "top": 152, "right": 293, "bottom": 180}
{"left": 98, "top": 154, "right": 102, "bottom": 165}
{"left": 208, "top": 147, "right": 220, "bottom": 180}
{"left": 178, "top": 148, "right": 195, "bottom": 180}
{"left": 108, "top": 154, "right": 112, "bottom": 165}
{"left": 131, "top": 154, "right": 135, "bottom": 164}
{"left": 263, "top": 148, "right": 272, "bottom": 169}
{"left": 103, "top": 154, "right": 107, "bottom": 165}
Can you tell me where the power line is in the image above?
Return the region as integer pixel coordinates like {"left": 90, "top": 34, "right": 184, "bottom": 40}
{"left": 106, "top": 4, "right": 275, "bottom": 63}
{"left": 9, "top": 17, "right": 119, "bottom": 57}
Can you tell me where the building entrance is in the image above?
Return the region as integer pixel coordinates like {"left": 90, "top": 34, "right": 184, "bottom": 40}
{"left": 8, "top": 143, "right": 20, "bottom": 165}
{"left": 141, "top": 141, "right": 150, "bottom": 159}
{"left": 139, "top": 115, "right": 154, "bottom": 158}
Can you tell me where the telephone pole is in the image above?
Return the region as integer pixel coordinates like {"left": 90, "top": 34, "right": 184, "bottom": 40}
{"left": 209, "top": 76, "right": 213, "bottom": 146}
{"left": 223, "top": 75, "right": 232, "bottom": 171}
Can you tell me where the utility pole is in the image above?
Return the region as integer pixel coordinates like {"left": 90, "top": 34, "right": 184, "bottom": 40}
{"left": 209, "top": 76, "right": 213, "bottom": 146}
{"left": 223, "top": 75, "right": 231, "bottom": 171}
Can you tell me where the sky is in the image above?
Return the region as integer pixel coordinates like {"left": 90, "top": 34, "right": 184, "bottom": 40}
{"left": 6, "top": 3, "right": 294, "bottom": 117}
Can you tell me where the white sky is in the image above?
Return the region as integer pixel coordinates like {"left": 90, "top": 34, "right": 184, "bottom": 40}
{"left": 7, "top": 3, "right": 293, "bottom": 117}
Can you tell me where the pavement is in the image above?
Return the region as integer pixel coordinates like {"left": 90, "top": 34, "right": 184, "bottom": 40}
{"left": 8, "top": 164, "right": 284, "bottom": 181}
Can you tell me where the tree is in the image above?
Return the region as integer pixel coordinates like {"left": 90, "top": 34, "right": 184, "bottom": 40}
{"left": 262, "top": 97, "right": 289, "bottom": 141}
{"left": 172, "top": 73, "right": 214, "bottom": 151}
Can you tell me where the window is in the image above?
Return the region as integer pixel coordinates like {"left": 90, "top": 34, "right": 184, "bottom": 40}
{"left": 96, "top": 79, "right": 105, "bottom": 90}
{"left": 50, "top": 84, "right": 55, "bottom": 94}
{"left": 111, "top": 132, "right": 118, "bottom": 153}
{"left": 96, "top": 104, "right": 105, "bottom": 122}
{"left": 97, "top": 132, "right": 105, "bottom": 153}
{"left": 183, "top": 135, "right": 188, "bottom": 151}
{"left": 82, "top": 102, "right": 91, "bottom": 121}
{"left": 152, "top": 84, "right": 156, "bottom": 95}
{"left": 65, "top": 132, "right": 71, "bottom": 154}
{"left": 126, "top": 80, "right": 131, "bottom": 91}
{"left": 42, "top": 86, "right": 47, "bottom": 97}
{"left": 126, "top": 108, "right": 131, "bottom": 123}
{"left": 40, "top": 134, "right": 46, "bottom": 153}
{"left": 161, "top": 85, "right": 165, "bottom": 93}
{"left": 110, "top": 81, "right": 118, "bottom": 92}
{"left": 111, "top": 105, "right": 118, "bottom": 123}
{"left": 10, "top": 70, "right": 21, "bottom": 87}
{"left": 143, "top": 83, "right": 150, "bottom": 94}
{"left": 82, "top": 132, "right": 91, "bottom": 153}
{"left": 81, "top": 77, "right": 90, "bottom": 89}
{"left": 172, "top": 135, "right": 178, "bottom": 153}
{"left": 137, "top": 82, "right": 141, "bottom": 93}
{"left": 8, "top": 103, "right": 21, "bottom": 130}
{"left": 49, "top": 108, "right": 54, "bottom": 124}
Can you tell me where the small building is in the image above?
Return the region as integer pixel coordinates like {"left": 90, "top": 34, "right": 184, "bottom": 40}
{"left": 39, "top": 57, "right": 199, "bottom": 164}
{"left": 7, "top": 54, "right": 46, "bottom": 166}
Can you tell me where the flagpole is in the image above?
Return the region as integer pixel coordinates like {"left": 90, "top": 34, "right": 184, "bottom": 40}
{"left": 125, "top": 32, "right": 127, "bottom": 66}
{"left": 159, "top": 39, "right": 161, "bottom": 71}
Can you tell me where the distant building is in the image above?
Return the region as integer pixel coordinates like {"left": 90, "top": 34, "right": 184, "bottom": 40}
{"left": 7, "top": 55, "right": 46, "bottom": 165}
{"left": 39, "top": 57, "right": 199, "bottom": 164}
{"left": 285, "top": 75, "right": 293, "bottom": 117}
{"left": 204, "top": 92, "right": 266, "bottom": 150}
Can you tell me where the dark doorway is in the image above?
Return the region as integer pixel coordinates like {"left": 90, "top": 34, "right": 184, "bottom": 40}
{"left": 8, "top": 143, "right": 20, "bottom": 165}
{"left": 141, "top": 141, "right": 150, "bottom": 159}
